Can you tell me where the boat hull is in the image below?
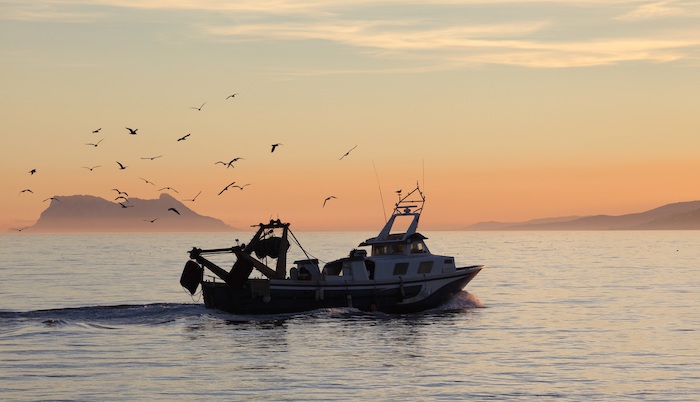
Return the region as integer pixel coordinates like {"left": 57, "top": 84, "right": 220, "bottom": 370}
{"left": 200, "top": 266, "right": 482, "bottom": 314}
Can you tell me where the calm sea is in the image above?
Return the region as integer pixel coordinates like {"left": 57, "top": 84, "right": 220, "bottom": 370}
{"left": 1, "top": 231, "right": 698, "bottom": 401}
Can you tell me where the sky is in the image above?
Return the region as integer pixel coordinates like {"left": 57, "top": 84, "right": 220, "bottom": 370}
{"left": 1, "top": 0, "right": 699, "bottom": 231}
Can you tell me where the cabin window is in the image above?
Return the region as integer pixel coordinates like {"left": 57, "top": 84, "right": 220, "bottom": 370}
{"left": 393, "top": 262, "right": 409, "bottom": 275}
{"left": 410, "top": 241, "right": 426, "bottom": 253}
{"left": 372, "top": 245, "right": 388, "bottom": 255}
{"left": 418, "top": 261, "right": 433, "bottom": 274}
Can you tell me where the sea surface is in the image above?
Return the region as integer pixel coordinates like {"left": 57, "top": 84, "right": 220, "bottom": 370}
{"left": 0, "top": 231, "right": 698, "bottom": 401}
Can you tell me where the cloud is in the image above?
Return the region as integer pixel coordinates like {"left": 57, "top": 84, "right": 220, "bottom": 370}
{"left": 3, "top": 0, "right": 700, "bottom": 69}
{"left": 615, "top": 1, "right": 683, "bottom": 21}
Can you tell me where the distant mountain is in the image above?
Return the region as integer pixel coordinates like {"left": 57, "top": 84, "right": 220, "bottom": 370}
{"left": 465, "top": 201, "right": 700, "bottom": 230}
{"left": 30, "top": 193, "right": 235, "bottom": 232}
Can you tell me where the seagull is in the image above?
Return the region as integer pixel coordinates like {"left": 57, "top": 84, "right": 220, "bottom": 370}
{"left": 141, "top": 155, "right": 162, "bottom": 160}
{"left": 125, "top": 127, "right": 138, "bottom": 135}
{"left": 177, "top": 133, "right": 191, "bottom": 142}
{"left": 323, "top": 196, "right": 337, "bottom": 207}
{"left": 144, "top": 218, "right": 158, "bottom": 223}
{"left": 19, "top": 189, "right": 33, "bottom": 194}
{"left": 190, "top": 102, "right": 206, "bottom": 111}
{"left": 168, "top": 207, "right": 181, "bottom": 215}
{"left": 271, "top": 143, "right": 283, "bottom": 153}
{"left": 116, "top": 161, "right": 128, "bottom": 170}
{"left": 159, "top": 187, "right": 179, "bottom": 193}
{"left": 86, "top": 139, "right": 104, "bottom": 147}
{"left": 226, "top": 157, "right": 244, "bottom": 168}
{"left": 232, "top": 184, "right": 251, "bottom": 190}
{"left": 112, "top": 189, "right": 129, "bottom": 196}
{"left": 140, "top": 177, "right": 156, "bottom": 186}
{"left": 29, "top": 169, "right": 36, "bottom": 175}
{"left": 115, "top": 196, "right": 128, "bottom": 202}
{"left": 83, "top": 166, "right": 101, "bottom": 171}
{"left": 218, "top": 181, "right": 236, "bottom": 195}
{"left": 118, "top": 202, "right": 133, "bottom": 208}
{"left": 183, "top": 191, "right": 202, "bottom": 202}
{"left": 43, "top": 197, "right": 62, "bottom": 203}
{"left": 10, "top": 227, "right": 29, "bottom": 232}
{"left": 92, "top": 128, "right": 102, "bottom": 133}
{"left": 226, "top": 93, "right": 238, "bottom": 100}
{"left": 339, "top": 145, "right": 357, "bottom": 160}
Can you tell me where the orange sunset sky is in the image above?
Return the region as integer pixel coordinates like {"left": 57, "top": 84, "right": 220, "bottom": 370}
{"left": 2, "top": 1, "right": 699, "bottom": 231}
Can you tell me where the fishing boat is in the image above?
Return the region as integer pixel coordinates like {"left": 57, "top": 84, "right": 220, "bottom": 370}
{"left": 179, "top": 186, "right": 483, "bottom": 314}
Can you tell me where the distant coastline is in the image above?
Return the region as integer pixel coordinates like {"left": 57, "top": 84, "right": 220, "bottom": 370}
{"left": 465, "top": 200, "right": 700, "bottom": 230}
{"left": 21, "top": 193, "right": 235, "bottom": 233}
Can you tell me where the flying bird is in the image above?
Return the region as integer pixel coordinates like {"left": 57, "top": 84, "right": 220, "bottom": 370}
{"left": 168, "top": 207, "right": 181, "bottom": 215}
{"left": 141, "top": 155, "right": 162, "bottom": 160}
{"left": 29, "top": 169, "right": 36, "bottom": 175}
{"left": 139, "top": 177, "right": 156, "bottom": 186}
{"left": 112, "top": 189, "right": 129, "bottom": 196}
{"left": 144, "top": 218, "right": 158, "bottom": 223}
{"left": 43, "top": 197, "right": 62, "bottom": 203}
{"left": 271, "top": 143, "right": 283, "bottom": 153}
{"left": 125, "top": 127, "right": 138, "bottom": 135}
{"left": 232, "top": 183, "right": 250, "bottom": 190}
{"left": 115, "top": 196, "right": 128, "bottom": 202}
{"left": 83, "top": 166, "right": 101, "bottom": 171}
{"left": 226, "top": 93, "right": 238, "bottom": 100}
{"left": 159, "top": 186, "right": 179, "bottom": 193}
{"left": 218, "top": 181, "right": 236, "bottom": 195}
{"left": 86, "top": 139, "right": 104, "bottom": 147}
{"left": 190, "top": 102, "right": 206, "bottom": 111}
{"left": 339, "top": 145, "right": 358, "bottom": 160}
{"left": 119, "top": 202, "right": 133, "bottom": 208}
{"left": 116, "top": 161, "right": 128, "bottom": 170}
{"left": 92, "top": 128, "right": 102, "bottom": 133}
{"left": 183, "top": 191, "right": 202, "bottom": 202}
{"left": 323, "top": 196, "right": 337, "bottom": 208}
{"left": 19, "top": 189, "right": 33, "bottom": 194}
{"left": 177, "top": 133, "right": 191, "bottom": 142}
{"left": 10, "top": 227, "right": 29, "bottom": 232}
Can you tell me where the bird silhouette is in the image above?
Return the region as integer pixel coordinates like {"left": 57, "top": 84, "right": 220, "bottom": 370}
{"left": 144, "top": 218, "right": 158, "bottom": 223}
{"left": 226, "top": 93, "right": 238, "bottom": 100}
{"left": 83, "top": 166, "right": 101, "bottom": 171}
{"left": 323, "top": 196, "right": 337, "bottom": 207}
{"left": 112, "top": 189, "right": 129, "bottom": 196}
{"left": 10, "top": 227, "right": 29, "bottom": 232}
{"left": 43, "top": 197, "right": 62, "bottom": 203}
{"left": 218, "top": 181, "right": 236, "bottom": 195}
{"left": 19, "top": 189, "right": 33, "bottom": 194}
{"left": 125, "top": 127, "right": 138, "bottom": 135}
{"left": 159, "top": 187, "right": 179, "bottom": 193}
{"left": 118, "top": 202, "right": 133, "bottom": 208}
{"left": 29, "top": 169, "right": 36, "bottom": 175}
{"left": 140, "top": 155, "right": 162, "bottom": 160}
{"left": 115, "top": 196, "right": 128, "bottom": 202}
{"left": 183, "top": 191, "right": 202, "bottom": 202}
{"left": 177, "top": 133, "right": 191, "bottom": 141}
{"left": 168, "top": 207, "right": 181, "bottom": 215}
{"left": 271, "top": 143, "right": 283, "bottom": 153}
{"left": 190, "top": 102, "right": 206, "bottom": 111}
{"left": 92, "top": 128, "right": 102, "bottom": 133}
{"left": 139, "top": 177, "right": 156, "bottom": 186}
{"left": 339, "top": 145, "right": 357, "bottom": 160}
{"left": 232, "top": 183, "right": 251, "bottom": 190}
{"left": 116, "top": 161, "right": 128, "bottom": 170}
{"left": 86, "top": 139, "right": 104, "bottom": 147}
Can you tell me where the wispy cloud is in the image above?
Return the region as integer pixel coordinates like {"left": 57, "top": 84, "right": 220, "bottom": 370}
{"left": 615, "top": 1, "right": 684, "bottom": 21}
{"left": 3, "top": 0, "right": 700, "bottom": 69}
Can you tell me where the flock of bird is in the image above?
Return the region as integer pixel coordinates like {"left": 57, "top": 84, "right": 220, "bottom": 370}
{"left": 12, "top": 93, "right": 359, "bottom": 231}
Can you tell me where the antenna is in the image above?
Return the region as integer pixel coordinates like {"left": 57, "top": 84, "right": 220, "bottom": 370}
{"left": 372, "top": 160, "right": 388, "bottom": 222}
